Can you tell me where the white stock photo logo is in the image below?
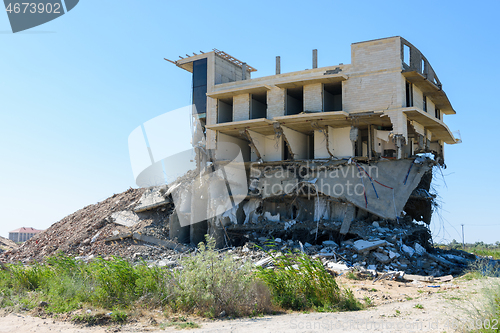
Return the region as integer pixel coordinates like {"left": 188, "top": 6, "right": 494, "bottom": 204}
{"left": 128, "top": 106, "right": 248, "bottom": 227}
{"left": 3, "top": 0, "right": 79, "bottom": 33}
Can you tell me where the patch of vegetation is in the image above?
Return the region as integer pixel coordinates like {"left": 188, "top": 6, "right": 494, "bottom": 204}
{"left": 159, "top": 321, "right": 200, "bottom": 330}
{"left": 345, "top": 271, "right": 360, "bottom": 280}
{"left": 405, "top": 296, "right": 413, "bottom": 301}
{"left": 256, "top": 249, "right": 362, "bottom": 312}
{"left": 414, "top": 304, "right": 424, "bottom": 309}
{"left": 437, "top": 241, "right": 500, "bottom": 260}
{"left": 0, "top": 236, "right": 365, "bottom": 324}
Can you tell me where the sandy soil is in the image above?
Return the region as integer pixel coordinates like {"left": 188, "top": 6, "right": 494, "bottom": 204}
{"left": 0, "top": 277, "right": 497, "bottom": 333}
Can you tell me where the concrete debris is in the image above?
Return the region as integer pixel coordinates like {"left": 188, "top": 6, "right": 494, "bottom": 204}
{"left": 372, "top": 252, "right": 391, "bottom": 264}
{"left": 401, "top": 244, "right": 416, "bottom": 257}
{"left": 0, "top": 236, "right": 18, "bottom": 253}
{"left": 353, "top": 239, "right": 387, "bottom": 253}
{"left": 110, "top": 211, "right": 140, "bottom": 227}
{"left": 322, "top": 240, "right": 338, "bottom": 248}
{"left": 414, "top": 243, "right": 427, "bottom": 256}
{"left": 134, "top": 185, "right": 171, "bottom": 212}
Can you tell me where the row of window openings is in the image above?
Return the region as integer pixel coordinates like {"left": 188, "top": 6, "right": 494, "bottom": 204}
{"left": 403, "top": 44, "right": 439, "bottom": 86}
{"left": 217, "top": 84, "right": 342, "bottom": 124}
{"left": 405, "top": 82, "right": 441, "bottom": 120}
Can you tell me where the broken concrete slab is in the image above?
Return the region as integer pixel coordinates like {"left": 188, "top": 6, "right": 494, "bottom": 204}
{"left": 403, "top": 274, "right": 434, "bottom": 282}
{"left": 105, "top": 233, "right": 133, "bottom": 242}
{"left": 132, "top": 233, "right": 190, "bottom": 252}
{"left": 322, "top": 240, "right": 338, "bottom": 247}
{"left": 326, "top": 262, "right": 349, "bottom": 273}
{"left": 401, "top": 244, "right": 415, "bottom": 256}
{"left": 134, "top": 185, "right": 171, "bottom": 213}
{"left": 372, "top": 252, "right": 391, "bottom": 264}
{"left": 110, "top": 211, "right": 140, "bottom": 227}
{"left": 414, "top": 243, "right": 426, "bottom": 256}
{"left": 353, "top": 239, "right": 387, "bottom": 253}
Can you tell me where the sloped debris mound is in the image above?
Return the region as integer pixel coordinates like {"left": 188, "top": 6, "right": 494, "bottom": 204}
{"left": 0, "top": 188, "right": 188, "bottom": 263}
{"left": 0, "top": 236, "right": 18, "bottom": 253}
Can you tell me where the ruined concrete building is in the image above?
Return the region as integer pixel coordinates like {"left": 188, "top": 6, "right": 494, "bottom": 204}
{"left": 162, "top": 36, "right": 460, "bottom": 247}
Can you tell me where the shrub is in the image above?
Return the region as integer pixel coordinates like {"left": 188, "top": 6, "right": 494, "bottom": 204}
{"left": 256, "top": 250, "right": 362, "bottom": 311}
{"left": 171, "top": 236, "right": 272, "bottom": 317}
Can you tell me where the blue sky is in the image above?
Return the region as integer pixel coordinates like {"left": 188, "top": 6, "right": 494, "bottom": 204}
{"left": 1, "top": 0, "right": 499, "bottom": 244}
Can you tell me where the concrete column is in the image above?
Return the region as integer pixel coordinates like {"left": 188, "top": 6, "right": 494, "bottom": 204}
{"left": 276, "top": 56, "right": 281, "bottom": 75}
{"left": 312, "top": 49, "right": 318, "bottom": 69}
{"left": 242, "top": 63, "right": 247, "bottom": 80}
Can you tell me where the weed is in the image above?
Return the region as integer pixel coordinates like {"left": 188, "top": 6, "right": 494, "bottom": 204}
{"left": 414, "top": 304, "right": 424, "bottom": 309}
{"left": 345, "top": 271, "right": 359, "bottom": 280}
{"left": 395, "top": 309, "right": 401, "bottom": 315}
{"left": 256, "top": 249, "right": 362, "bottom": 312}
{"left": 405, "top": 296, "right": 413, "bottom": 301}
{"left": 363, "top": 296, "right": 373, "bottom": 307}
{"left": 160, "top": 321, "right": 200, "bottom": 329}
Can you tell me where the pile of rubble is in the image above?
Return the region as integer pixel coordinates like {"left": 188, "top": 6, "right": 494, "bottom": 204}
{"left": 0, "top": 236, "right": 18, "bottom": 253}
{"left": 0, "top": 184, "right": 484, "bottom": 279}
{"left": 0, "top": 188, "right": 179, "bottom": 263}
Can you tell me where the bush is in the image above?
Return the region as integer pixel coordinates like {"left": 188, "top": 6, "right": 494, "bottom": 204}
{"left": 256, "top": 250, "right": 362, "bottom": 311}
{"left": 171, "top": 236, "right": 272, "bottom": 317}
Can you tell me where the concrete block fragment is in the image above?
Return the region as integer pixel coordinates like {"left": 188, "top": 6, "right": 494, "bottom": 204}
{"left": 414, "top": 243, "right": 426, "bottom": 256}
{"left": 132, "top": 233, "right": 190, "bottom": 252}
{"left": 401, "top": 244, "right": 415, "bottom": 256}
{"left": 353, "top": 239, "right": 387, "bottom": 253}
{"left": 326, "top": 262, "right": 349, "bottom": 272}
{"left": 372, "top": 252, "right": 391, "bottom": 264}
{"left": 134, "top": 185, "right": 171, "bottom": 212}
{"left": 110, "top": 211, "right": 140, "bottom": 227}
{"left": 322, "top": 240, "right": 339, "bottom": 247}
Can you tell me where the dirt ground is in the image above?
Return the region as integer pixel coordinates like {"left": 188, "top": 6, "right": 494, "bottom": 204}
{"left": 0, "top": 276, "right": 497, "bottom": 333}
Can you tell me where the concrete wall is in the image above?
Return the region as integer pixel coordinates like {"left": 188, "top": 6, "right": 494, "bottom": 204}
{"left": 313, "top": 126, "right": 353, "bottom": 158}
{"left": 304, "top": 83, "right": 323, "bottom": 111}
{"left": 267, "top": 86, "right": 285, "bottom": 119}
{"left": 344, "top": 37, "right": 404, "bottom": 113}
{"left": 233, "top": 94, "right": 250, "bottom": 121}
{"left": 413, "top": 85, "right": 424, "bottom": 110}
{"left": 248, "top": 130, "right": 283, "bottom": 162}
{"left": 214, "top": 55, "right": 247, "bottom": 84}
{"left": 351, "top": 37, "right": 401, "bottom": 73}
{"left": 314, "top": 129, "right": 330, "bottom": 159}
{"left": 331, "top": 126, "right": 353, "bottom": 157}
{"left": 215, "top": 133, "right": 250, "bottom": 161}
{"left": 281, "top": 126, "right": 308, "bottom": 159}
{"left": 343, "top": 72, "right": 402, "bottom": 112}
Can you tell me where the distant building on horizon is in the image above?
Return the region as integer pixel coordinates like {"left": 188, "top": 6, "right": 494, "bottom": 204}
{"left": 8, "top": 227, "right": 43, "bottom": 243}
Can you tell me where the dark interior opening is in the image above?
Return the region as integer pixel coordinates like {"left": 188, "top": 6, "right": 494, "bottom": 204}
{"left": 286, "top": 87, "right": 303, "bottom": 115}
{"left": 250, "top": 92, "right": 267, "bottom": 119}
{"left": 405, "top": 81, "right": 413, "bottom": 107}
{"left": 217, "top": 97, "right": 233, "bottom": 123}
{"left": 283, "top": 139, "right": 291, "bottom": 160}
{"left": 323, "top": 82, "right": 342, "bottom": 111}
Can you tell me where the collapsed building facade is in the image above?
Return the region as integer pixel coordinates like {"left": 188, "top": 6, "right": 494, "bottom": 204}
{"left": 157, "top": 36, "right": 460, "bottom": 248}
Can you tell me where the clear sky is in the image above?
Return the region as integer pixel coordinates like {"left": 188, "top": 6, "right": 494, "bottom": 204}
{"left": 1, "top": 0, "right": 499, "bottom": 244}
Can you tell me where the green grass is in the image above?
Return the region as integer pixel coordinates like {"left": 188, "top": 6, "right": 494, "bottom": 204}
{"left": 255, "top": 249, "right": 362, "bottom": 312}
{"left": 414, "top": 304, "right": 424, "bottom": 309}
{"left": 160, "top": 321, "right": 200, "bottom": 330}
{"left": 0, "top": 237, "right": 364, "bottom": 324}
